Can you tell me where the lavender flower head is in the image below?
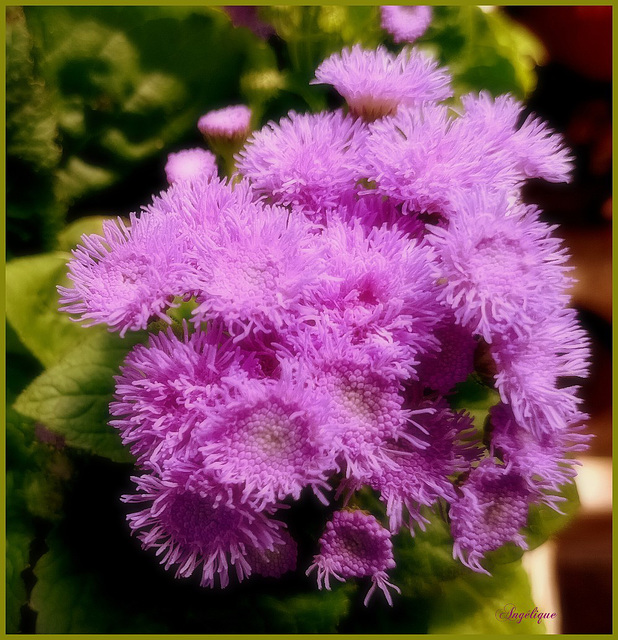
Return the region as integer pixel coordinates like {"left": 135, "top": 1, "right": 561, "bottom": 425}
{"left": 307, "top": 510, "right": 400, "bottom": 605}
{"left": 380, "top": 6, "right": 432, "bottom": 44}
{"left": 198, "top": 105, "right": 253, "bottom": 143}
{"left": 164, "top": 148, "right": 218, "bottom": 184}
{"left": 313, "top": 45, "right": 452, "bottom": 120}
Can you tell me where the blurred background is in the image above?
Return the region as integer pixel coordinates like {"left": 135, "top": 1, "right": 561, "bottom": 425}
{"left": 6, "top": 5, "right": 612, "bottom": 634}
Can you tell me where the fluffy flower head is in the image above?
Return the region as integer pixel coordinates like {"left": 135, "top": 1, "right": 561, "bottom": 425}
{"left": 313, "top": 45, "right": 452, "bottom": 120}
{"left": 165, "top": 148, "right": 218, "bottom": 184}
{"left": 307, "top": 510, "right": 400, "bottom": 606}
{"left": 237, "top": 110, "right": 366, "bottom": 215}
{"left": 381, "top": 6, "right": 432, "bottom": 43}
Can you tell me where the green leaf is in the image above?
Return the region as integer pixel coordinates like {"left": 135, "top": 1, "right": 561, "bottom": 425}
{"left": 56, "top": 215, "right": 111, "bottom": 251}
{"left": 427, "top": 559, "right": 545, "bottom": 634}
{"left": 449, "top": 375, "right": 500, "bottom": 439}
{"left": 6, "top": 252, "right": 103, "bottom": 368}
{"left": 525, "top": 481, "right": 580, "bottom": 550}
{"left": 6, "top": 7, "right": 65, "bottom": 254}
{"left": 258, "top": 586, "right": 354, "bottom": 633}
{"left": 420, "top": 6, "right": 543, "bottom": 99}
{"left": 14, "top": 331, "right": 147, "bottom": 462}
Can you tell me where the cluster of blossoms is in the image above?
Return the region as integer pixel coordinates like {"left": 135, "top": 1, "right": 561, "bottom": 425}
{"left": 59, "top": 33, "right": 590, "bottom": 604}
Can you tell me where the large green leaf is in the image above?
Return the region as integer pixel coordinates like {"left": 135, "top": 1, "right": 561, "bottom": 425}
{"left": 6, "top": 252, "right": 103, "bottom": 368}
{"left": 14, "top": 331, "right": 147, "bottom": 463}
{"left": 427, "top": 559, "right": 544, "bottom": 634}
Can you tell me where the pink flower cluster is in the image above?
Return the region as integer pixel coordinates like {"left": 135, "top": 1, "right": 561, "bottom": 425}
{"left": 59, "top": 42, "right": 589, "bottom": 603}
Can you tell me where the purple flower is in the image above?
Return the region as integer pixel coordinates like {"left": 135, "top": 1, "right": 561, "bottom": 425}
{"left": 367, "top": 399, "right": 477, "bottom": 533}
{"left": 222, "top": 6, "right": 274, "bottom": 39}
{"left": 58, "top": 213, "right": 184, "bottom": 337}
{"left": 381, "top": 6, "right": 432, "bottom": 43}
{"left": 313, "top": 45, "right": 452, "bottom": 121}
{"left": 307, "top": 509, "right": 400, "bottom": 606}
{"left": 364, "top": 93, "right": 573, "bottom": 215}
{"left": 427, "top": 189, "right": 573, "bottom": 343}
{"left": 198, "top": 105, "right": 252, "bottom": 142}
{"left": 164, "top": 148, "right": 218, "bottom": 184}
{"left": 236, "top": 110, "right": 367, "bottom": 215}
{"left": 122, "top": 472, "right": 284, "bottom": 588}
{"left": 450, "top": 459, "right": 533, "bottom": 574}
{"left": 110, "top": 322, "right": 259, "bottom": 468}
{"left": 309, "top": 218, "right": 442, "bottom": 361}
{"left": 246, "top": 529, "right": 298, "bottom": 578}
{"left": 196, "top": 368, "right": 332, "bottom": 509}
{"left": 337, "top": 191, "right": 425, "bottom": 239}
{"left": 363, "top": 103, "right": 515, "bottom": 216}
{"left": 490, "top": 402, "right": 591, "bottom": 493}
{"left": 490, "top": 308, "right": 590, "bottom": 435}
{"left": 416, "top": 312, "right": 477, "bottom": 393}
{"left": 185, "top": 202, "right": 327, "bottom": 338}
{"left": 461, "top": 92, "right": 573, "bottom": 183}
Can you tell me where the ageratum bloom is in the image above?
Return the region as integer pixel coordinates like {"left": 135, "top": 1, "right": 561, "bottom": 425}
{"left": 380, "top": 6, "right": 432, "bottom": 43}
{"left": 58, "top": 212, "right": 184, "bottom": 336}
{"left": 185, "top": 202, "right": 327, "bottom": 338}
{"left": 427, "top": 189, "right": 573, "bottom": 343}
{"left": 364, "top": 93, "right": 573, "bottom": 216}
{"left": 309, "top": 218, "right": 442, "bottom": 361}
{"left": 196, "top": 367, "right": 333, "bottom": 509}
{"left": 450, "top": 459, "right": 534, "bottom": 574}
{"left": 490, "top": 402, "right": 591, "bottom": 493}
{"left": 490, "top": 308, "right": 590, "bottom": 436}
{"left": 307, "top": 510, "right": 400, "bottom": 605}
{"left": 236, "top": 110, "right": 367, "bottom": 216}
{"left": 198, "top": 105, "right": 253, "bottom": 143}
{"left": 366, "top": 399, "right": 477, "bottom": 533}
{"left": 245, "top": 529, "right": 298, "bottom": 578}
{"left": 313, "top": 45, "right": 452, "bottom": 121}
{"left": 110, "top": 322, "right": 259, "bottom": 468}
{"left": 416, "top": 313, "right": 477, "bottom": 394}
{"left": 122, "top": 472, "right": 285, "bottom": 588}
{"left": 164, "top": 148, "right": 218, "bottom": 184}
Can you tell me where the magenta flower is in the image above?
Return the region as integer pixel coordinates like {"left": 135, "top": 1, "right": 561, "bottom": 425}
{"left": 450, "top": 459, "right": 533, "bottom": 574}
{"left": 58, "top": 213, "right": 184, "bottom": 337}
{"left": 197, "top": 370, "right": 332, "bottom": 509}
{"left": 164, "top": 148, "right": 218, "bottom": 184}
{"left": 310, "top": 218, "right": 442, "bottom": 361}
{"left": 185, "top": 202, "right": 327, "bottom": 338}
{"left": 122, "top": 472, "right": 284, "bottom": 588}
{"left": 461, "top": 91, "right": 573, "bottom": 183}
{"left": 305, "top": 341, "right": 411, "bottom": 481}
{"left": 198, "top": 105, "right": 252, "bottom": 143}
{"left": 313, "top": 45, "right": 452, "bottom": 121}
{"left": 236, "top": 110, "right": 367, "bottom": 215}
{"left": 490, "top": 402, "right": 591, "bottom": 493}
{"left": 245, "top": 529, "right": 298, "bottom": 578}
{"left": 367, "top": 400, "right": 477, "bottom": 533}
{"left": 381, "top": 6, "right": 432, "bottom": 43}
{"left": 427, "top": 189, "right": 573, "bottom": 343}
{"left": 490, "top": 308, "right": 590, "bottom": 436}
{"left": 307, "top": 510, "right": 400, "bottom": 606}
{"left": 110, "top": 322, "right": 259, "bottom": 468}
{"left": 416, "top": 313, "right": 477, "bottom": 394}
